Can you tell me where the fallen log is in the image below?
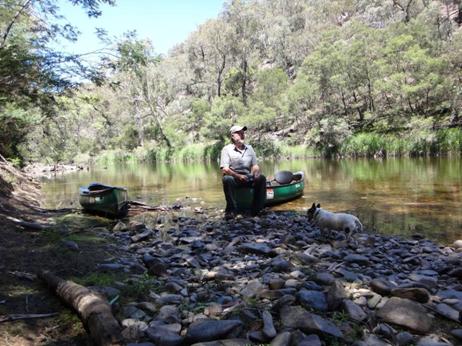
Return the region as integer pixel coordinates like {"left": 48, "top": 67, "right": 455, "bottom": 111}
{"left": 39, "top": 270, "right": 124, "bottom": 346}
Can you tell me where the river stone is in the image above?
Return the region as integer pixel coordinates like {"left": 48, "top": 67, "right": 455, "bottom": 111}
{"left": 370, "top": 279, "right": 392, "bottom": 296}
{"left": 280, "top": 305, "right": 343, "bottom": 338}
{"left": 284, "top": 279, "right": 300, "bottom": 288}
{"left": 416, "top": 335, "right": 454, "bottom": 346}
{"left": 131, "top": 229, "right": 152, "bottom": 243}
{"left": 435, "top": 303, "right": 460, "bottom": 322}
{"left": 156, "top": 305, "right": 181, "bottom": 324}
{"left": 391, "top": 287, "right": 430, "bottom": 303}
{"left": 190, "top": 339, "right": 249, "bottom": 346}
{"left": 409, "top": 274, "right": 438, "bottom": 289}
{"left": 327, "top": 280, "right": 347, "bottom": 310}
{"left": 185, "top": 319, "right": 243, "bottom": 343}
{"left": 343, "top": 299, "right": 367, "bottom": 322}
{"left": 240, "top": 279, "right": 265, "bottom": 298}
{"left": 453, "top": 240, "right": 462, "bottom": 249}
{"left": 292, "top": 332, "right": 322, "bottom": 346}
{"left": 297, "top": 289, "right": 327, "bottom": 311}
{"left": 121, "top": 320, "right": 149, "bottom": 341}
{"left": 127, "top": 343, "right": 155, "bottom": 346}
{"left": 361, "top": 334, "right": 393, "bottom": 346}
{"left": 272, "top": 294, "right": 296, "bottom": 312}
{"left": 62, "top": 240, "right": 79, "bottom": 251}
{"left": 239, "top": 242, "right": 274, "bottom": 256}
{"left": 271, "top": 257, "right": 291, "bottom": 272}
{"left": 262, "top": 310, "right": 277, "bottom": 338}
{"left": 368, "top": 293, "right": 382, "bottom": 309}
{"left": 149, "top": 321, "right": 182, "bottom": 334}
{"left": 448, "top": 268, "right": 462, "bottom": 279}
{"left": 373, "top": 323, "right": 396, "bottom": 341}
{"left": 314, "top": 272, "right": 335, "bottom": 285}
{"left": 436, "top": 289, "right": 462, "bottom": 301}
{"left": 396, "top": 332, "right": 415, "bottom": 346}
{"left": 113, "top": 221, "right": 128, "bottom": 232}
{"left": 376, "top": 297, "right": 433, "bottom": 333}
{"left": 295, "top": 252, "right": 318, "bottom": 264}
{"left": 344, "top": 254, "right": 370, "bottom": 265}
{"left": 123, "top": 306, "right": 147, "bottom": 320}
{"left": 155, "top": 294, "right": 183, "bottom": 306}
{"left": 269, "top": 278, "right": 285, "bottom": 290}
{"left": 147, "top": 258, "right": 168, "bottom": 276}
{"left": 450, "top": 329, "right": 462, "bottom": 340}
{"left": 146, "top": 327, "right": 183, "bottom": 346}
{"left": 270, "top": 332, "right": 291, "bottom": 346}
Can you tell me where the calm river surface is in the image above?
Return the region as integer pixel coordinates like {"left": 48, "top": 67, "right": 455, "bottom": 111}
{"left": 41, "top": 157, "right": 462, "bottom": 244}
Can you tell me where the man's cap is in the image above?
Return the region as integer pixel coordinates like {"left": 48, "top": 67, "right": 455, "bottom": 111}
{"left": 230, "top": 125, "right": 247, "bottom": 134}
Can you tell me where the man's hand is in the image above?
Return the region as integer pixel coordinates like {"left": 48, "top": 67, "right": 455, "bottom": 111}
{"left": 237, "top": 174, "right": 248, "bottom": 182}
{"left": 251, "top": 164, "right": 261, "bottom": 179}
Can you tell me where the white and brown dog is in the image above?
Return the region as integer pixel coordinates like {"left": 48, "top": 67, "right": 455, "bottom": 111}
{"left": 307, "top": 203, "right": 363, "bottom": 233}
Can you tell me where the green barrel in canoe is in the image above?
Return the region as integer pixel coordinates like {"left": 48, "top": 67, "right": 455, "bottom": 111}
{"left": 79, "top": 183, "right": 129, "bottom": 218}
{"left": 235, "top": 171, "right": 305, "bottom": 211}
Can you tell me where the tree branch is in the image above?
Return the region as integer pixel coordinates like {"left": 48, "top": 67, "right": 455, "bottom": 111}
{"left": 0, "top": 0, "right": 34, "bottom": 49}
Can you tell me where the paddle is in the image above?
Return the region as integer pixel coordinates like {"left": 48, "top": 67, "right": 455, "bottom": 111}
{"left": 274, "top": 170, "right": 294, "bottom": 184}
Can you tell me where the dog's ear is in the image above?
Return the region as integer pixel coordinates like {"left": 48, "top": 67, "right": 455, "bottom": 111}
{"left": 316, "top": 203, "right": 320, "bottom": 208}
{"left": 311, "top": 203, "right": 315, "bottom": 209}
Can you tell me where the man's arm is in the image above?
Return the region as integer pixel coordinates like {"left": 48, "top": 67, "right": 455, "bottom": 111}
{"left": 250, "top": 164, "right": 260, "bottom": 178}
{"left": 249, "top": 146, "right": 260, "bottom": 178}
{"left": 222, "top": 166, "right": 248, "bottom": 182}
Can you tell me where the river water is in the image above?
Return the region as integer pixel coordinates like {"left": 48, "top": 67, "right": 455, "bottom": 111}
{"left": 41, "top": 157, "right": 462, "bottom": 244}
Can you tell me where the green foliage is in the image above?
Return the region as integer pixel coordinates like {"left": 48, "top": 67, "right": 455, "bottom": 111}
{"left": 3, "top": 0, "right": 462, "bottom": 163}
{"left": 122, "top": 274, "right": 160, "bottom": 299}
{"left": 201, "top": 96, "right": 244, "bottom": 141}
{"left": 0, "top": 104, "right": 41, "bottom": 161}
{"left": 307, "top": 117, "right": 352, "bottom": 157}
{"left": 341, "top": 133, "right": 387, "bottom": 157}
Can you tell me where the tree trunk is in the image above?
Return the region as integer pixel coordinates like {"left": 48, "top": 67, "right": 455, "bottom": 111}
{"left": 39, "top": 271, "right": 123, "bottom": 346}
{"left": 217, "top": 54, "right": 226, "bottom": 97}
{"left": 134, "top": 96, "right": 144, "bottom": 147}
{"left": 241, "top": 59, "right": 248, "bottom": 106}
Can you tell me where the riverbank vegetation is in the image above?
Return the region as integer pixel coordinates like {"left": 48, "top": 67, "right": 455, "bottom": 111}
{"left": 1, "top": 0, "right": 462, "bottom": 165}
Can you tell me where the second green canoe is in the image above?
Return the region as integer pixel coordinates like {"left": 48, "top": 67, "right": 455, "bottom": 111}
{"left": 79, "top": 182, "right": 129, "bottom": 218}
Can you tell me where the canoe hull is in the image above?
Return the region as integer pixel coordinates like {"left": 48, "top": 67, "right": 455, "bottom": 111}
{"left": 79, "top": 184, "right": 128, "bottom": 218}
{"left": 235, "top": 171, "right": 305, "bottom": 211}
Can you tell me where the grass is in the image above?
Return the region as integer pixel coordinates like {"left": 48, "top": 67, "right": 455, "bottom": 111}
{"left": 121, "top": 274, "right": 162, "bottom": 299}
{"left": 341, "top": 128, "right": 462, "bottom": 158}
{"left": 279, "top": 143, "right": 319, "bottom": 159}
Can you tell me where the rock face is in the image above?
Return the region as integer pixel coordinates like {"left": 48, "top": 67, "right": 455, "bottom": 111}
{"left": 376, "top": 297, "right": 433, "bottom": 333}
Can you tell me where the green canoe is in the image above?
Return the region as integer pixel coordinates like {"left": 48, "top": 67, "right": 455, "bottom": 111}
{"left": 79, "top": 183, "right": 129, "bottom": 218}
{"left": 235, "top": 171, "right": 305, "bottom": 211}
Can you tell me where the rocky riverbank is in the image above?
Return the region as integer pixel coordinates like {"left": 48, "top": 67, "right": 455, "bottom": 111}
{"left": 84, "top": 207, "right": 462, "bottom": 346}
{"left": 24, "top": 163, "right": 88, "bottom": 178}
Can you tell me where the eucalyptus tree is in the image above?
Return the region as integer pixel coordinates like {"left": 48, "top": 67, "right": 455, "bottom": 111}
{"left": 222, "top": 0, "right": 263, "bottom": 105}
{"left": 185, "top": 18, "right": 233, "bottom": 99}
{"left": 0, "top": 0, "right": 114, "bottom": 161}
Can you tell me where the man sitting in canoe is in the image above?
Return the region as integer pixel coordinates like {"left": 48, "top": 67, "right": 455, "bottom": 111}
{"left": 220, "top": 125, "right": 266, "bottom": 219}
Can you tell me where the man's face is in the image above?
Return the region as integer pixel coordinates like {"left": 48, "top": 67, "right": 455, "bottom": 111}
{"left": 231, "top": 130, "right": 245, "bottom": 144}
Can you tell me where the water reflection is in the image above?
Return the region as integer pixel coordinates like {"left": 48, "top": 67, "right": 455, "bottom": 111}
{"left": 41, "top": 157, "right": 462, "bottom": 244}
